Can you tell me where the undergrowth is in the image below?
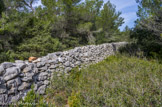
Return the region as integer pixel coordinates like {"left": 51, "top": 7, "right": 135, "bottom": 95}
{"left": 17, "top": 55, "right": 162, "bottom": 107}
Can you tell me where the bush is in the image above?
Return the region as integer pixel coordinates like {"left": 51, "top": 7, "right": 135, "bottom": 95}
{"left": 41, "top": 55, "right": 162, "bottom": 106}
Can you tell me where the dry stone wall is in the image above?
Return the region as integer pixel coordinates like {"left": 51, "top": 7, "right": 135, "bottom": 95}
{"left": 0, "top": 42, "right": 127, "bottom": 105}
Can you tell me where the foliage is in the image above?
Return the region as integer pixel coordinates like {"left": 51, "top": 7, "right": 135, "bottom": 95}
{"left": 41, "top": 55, "right": 162, "bottom": 106}
{"left": 127, "top": 0, "right": 162, "bottom": 62}
{"left": 0, "top": 0, "right": 125, "bottom": 63}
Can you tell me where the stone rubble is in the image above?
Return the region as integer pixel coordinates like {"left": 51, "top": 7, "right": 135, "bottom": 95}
{"left": 0, "top": 42, "right": 127, "bottom": 104}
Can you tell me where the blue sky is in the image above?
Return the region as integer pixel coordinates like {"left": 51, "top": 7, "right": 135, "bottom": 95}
{"left": 34, "top": 0, "right": 139, "bottom": 31}
{"left": 105, "top": 0, "right": 138, "bottom": 30}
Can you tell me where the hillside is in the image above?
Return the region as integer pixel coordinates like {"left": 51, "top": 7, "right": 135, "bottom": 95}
{"left": 22, "top": 55, "right": 162, "bottom": 107}
{"left": 0, "top": 0, "right": 161, "bottom": 106}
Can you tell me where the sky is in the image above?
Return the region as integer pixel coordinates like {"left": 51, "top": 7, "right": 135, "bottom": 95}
{"left": 34, "top": 0, "right": 139, "bottom": 31}
{"left": 105, "top": 0, "right": 139, "bottom": 30}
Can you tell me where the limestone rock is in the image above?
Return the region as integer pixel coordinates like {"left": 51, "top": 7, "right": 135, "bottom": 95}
{"left": 15, "top": 63, "right": 26, "bottom": 70}
{"left": 37, "top": 72, "right": 48, "bottom": 81}
{"left": 1, "top": 62, "right": 13, "bottom": 69}
{"left": 18, "top": 82, "right": 31, "bottom": 91}
{"left": 38, "top": 66, "right": 47, "bottom": 71}
{"left": 8, "top": 94, "right": 21, "bottom": 103}
{"left": 0, "top": 94, "right": 8, "bottom": 104}
{"left": 3, "top": 67, "right": 20, "bottom": 81}
{"left": 37, "top": 62, "right": 45, "bottom": 68}
{"left": 37, "top": 85, "right": 46, "bottom": 95}
{"left": 8, "top": 87, "right": 18, "bottom": 94}
{"left": 0, "top": 65, "right": 4, "bottom": 75}
{"left": 49, "top": 64, "right": 58, "bottom": 69}
{"left": 21, "top": 72, "right": 34, "bottom": 82}
{"left": 64, "top": 61, "right": 70, "bottom": 67}
{"left": 7, "top": 77, "right": 21, "bottom": 88}
{"left": 44, "top": 80, "right": 50, "bottom": 85}
{"left": 0, "top": 85, "right": 7, "bottom": 94}
{"left": 22, "top": 66, "right": 32, "bottom": 73}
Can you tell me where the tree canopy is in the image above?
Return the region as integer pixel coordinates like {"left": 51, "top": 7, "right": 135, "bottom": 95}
{"left": 0, "top": 0, "right": 125, "bottom": 62}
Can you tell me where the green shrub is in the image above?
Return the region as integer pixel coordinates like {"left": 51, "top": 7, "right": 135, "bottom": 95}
{"left": 43, "top": 55, "right": 162, "bottom": 106}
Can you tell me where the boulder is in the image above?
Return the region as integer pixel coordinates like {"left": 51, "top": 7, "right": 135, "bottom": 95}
{"left": 3, "top": 67, "right": 20, "bottom": 81}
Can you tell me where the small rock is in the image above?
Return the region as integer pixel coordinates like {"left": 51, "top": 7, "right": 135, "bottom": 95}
{"left": 0, "top": 94, "right": 8, "bottom": 103}
{"left": 38, "top": 66, "right": 47, "bottom": 71}
{"left": 33, "top": 68, "right": 39, "bottom": 74}
{"left": 21, "top": 72, "right": 34, "bottom": 82}
{"left": 44, "top": 80, "right": 50, "bottom": 85}
{"left": 46, "top": 64, "right": 50, "bottom": 67}
{"left": 7, "top": 77, "right": 21, "bottom": 88}
{"left": 75, "top": 61, "right": 81, "bottom": 65}
{"left": 0, "top": 65, "right": 4, "bottom": 75}
{"left": 0, "top": 85, "right": 7, "bottom": 94}
{"left": 32, "top": 58, "right": 41, "bottom": 63}
{"left": 65, "top": 67, "right": 72, "bottom": 72}
{"left": 0, "top": 78, "right": 4, "bottom": 85}
{"left": 8, "top": 94, "right": 21, "bottom": 103}
{"left": 22, "top": 66, "right": 32, "bottom": 73}
{"left": 3, "top": 67, "right": 20, "bottom": 81}
{"left": 21, "top": 77, "right": 32, "bottom": 82}
{"left": 49, "top": 64, "right": 58, "bottom": 69}
{"left": 58, "top": 57, "right": 63, "bottom": 63}
{"left": 1, "top": 62, "right": 13, "bottom": 69}
{"left": 8, "top": 87, "right": 18, "bottom": 94}
{"left": 37, "top": 62, "right": 45, "bottom": 68}
{"left": 64, "top": 61, "right": 70, "bottom": 67}
{"left": 47, "top": 53, "right": 57, "bottom": 59}
{"left": 15, "top": 63, "right": 26, "bottom": 70}
{"left": 38, "top": 72, "right": 48, "bottom": 81}
{"left": 18, "top": 82, "right": 31, "bottom": 91}
{"left": 37, "top": 85, "right": 46, "bottom": 95}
